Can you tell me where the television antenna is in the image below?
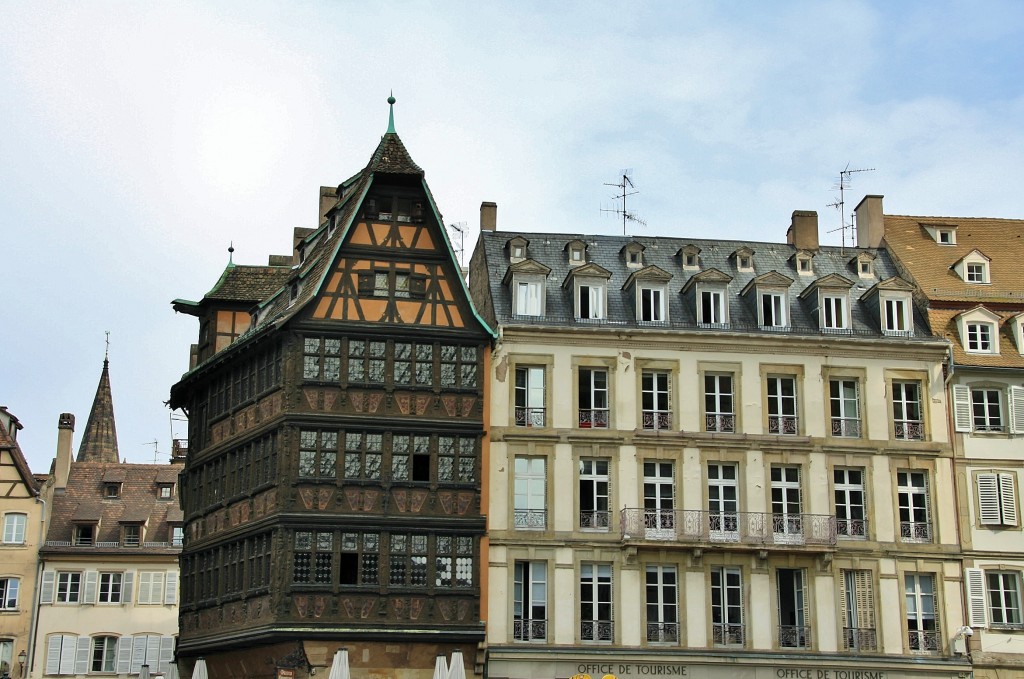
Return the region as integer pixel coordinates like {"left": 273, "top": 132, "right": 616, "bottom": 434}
{"left": 827, "top": 163, "right": 875, "bottom": 251}
{"left": 143, "top": 439, "right": 160, "bottom": 464}
{"left": 602, "top": 169, "right": 647, "bottom": 235}
{"left": 447, "top": 221, "right": 467, "bottom": 268}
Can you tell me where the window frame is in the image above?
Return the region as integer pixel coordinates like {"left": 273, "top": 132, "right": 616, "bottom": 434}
{"left": 513, "top": 278, "right": 544, "bottom": 317}
{"left": 579, "top": 563, "right": 614, "bottom": 643}
{"left": 578, "top": 458, "right": 610, "bottom": 531}
{"left": 765, "top": 374, "right": 799, "bottom": 435}
{"left": 822, "top": 293, "right": 849, "bottom": 331}
{"left": 760, "top": 291, "right": 788, "bottom": 328}
{"left": 711, "top": 566, "right": 745, "bottom": 646}
{"left": 90, "top": 635, "right": 119, "bottom": 674}
{"left": 513, "top": 560, "right": 548, "bottom": 642}
{"left": 513, "top": 456, "right": 547, "bottom": 531}
{"left": 882, "top": 295, "right": 913, "bottom": 335}
{"left": 514, "top": 365, "right": 547, "bottom": 428}
{"left": 56, "top": 571, "right": 82, "bottom": 604}
{"left": 645, "top": 564, "right": 679, "bottom": 644}
{"left": 904, "top": 573, "right": 940, "bottom": 653}
{"left": 986, "top": 571, "right": 1023, "bottom": 629}
{"left": 640, "top": 369, "right": 673, "bottom": 431}
{"left": 576, "top": 280, "right": 606, "bottom": 321}
{"left": 2, "top": 513, "right": 26, "bottom": 544}
{"left": 578, "top": 367, "right": 610, "bottom": 429}
{"left": 829, "top": 378, "right": 861, "bottom": 438}
{"left": 966, "top": 322, "right": 995, "bottom": 353}
{"left": 703, "top": 372, "right": 735, "bottom": 433}
{"left": 833, "top": 467, "right": 867, "bottom": 539}
{"left": 97, "top": 571, "right": 123, "bottom": 604}
{"left": 897, "top": 471, "right": 932, "bottom": 543}
{"left": 0, "top": 576, "right": 19, "bottom": 609}
{"left": 891, "top": 379, "right": 925, "bottom": 441}
{"left": 975, "top": 472, "right": 1019, "bottom": 527}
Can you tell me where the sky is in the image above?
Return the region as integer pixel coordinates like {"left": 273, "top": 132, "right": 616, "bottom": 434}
{"left": 2, "top": 1, "right": 1023, "bottom": 472}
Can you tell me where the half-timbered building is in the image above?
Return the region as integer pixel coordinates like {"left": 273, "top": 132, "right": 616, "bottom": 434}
{"left": 169, "top": 100, "right": 493, "bottom": 679}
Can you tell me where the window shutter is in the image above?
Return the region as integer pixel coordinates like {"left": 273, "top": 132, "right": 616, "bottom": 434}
{"left": 965, "top": 568, "right": 987, "bottom": 627}
{"left": 737, "top": 570, "right": 745, "bottom": 627}
{"left": 116, "top": 637, "right": 133, "bottom": 674}
{"left": 952, "top": 384, "right": 972, "bottom": 432}
{"left": 59, "top": 635, "right": 76, "bottom": 674}
{"left": 122, "top": 570, "right": 134, "bottom": 604}
{"left": 977, "top": 474, "right": 1001, "bottom": 525}
{"left": 164, "top": 572, "right": 178, "bottom": 605}
{"left": 75, "top": 636, "right": 90, "bottom": 675}
{"left": 83, "top": 570, "right": 98, "bottom": 604}
{"left": 146, "top": 636, "right": 161, "bottom": 669}
{"left": 1009, "top": 386, "right": 1024, "bottom": 434}
{"left": 158, "top": 636, "right": 174, "bottom": 675}
{"left": 130, "top": 636, "right": 146, "bottom": 675}
{"left": 999, "top": 473, "right": 1018, "bottom": 527}
{"left": 855, "top": 570, "right": 875, "bottom": 629}
{"left": 138, "top": 572, "right": 152, "bottom": 605}
{"left": 40, "top": 571, "right": 55, "bottom": 604}
{"left": 45, "top": 635, "right": 62, "bottom": 676}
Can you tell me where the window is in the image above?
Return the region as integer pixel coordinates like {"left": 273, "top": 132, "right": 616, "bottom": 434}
{"left": 771, "top": 466, "right": 803, "bottom": 542}
{"left": 707, "top": 463, "right": 738, "bottom": 539}
{"left": 388, "top": 534, "right": 428, "bottom": 586}
{"left": 577, "top": 283, "right": 605, "bottom": 320}
{"left": 358, "top": 269, "right": 421, "bottom": 299}
{"left": 440, "top": 344, "right": 479, "bottom": 389}
{"left": 829, "top": 379, "right": 860, "bottom": 438}
{"left": 344, "top": 432, "right": 382, "bottom": 480}
{"left": 394, "top": 342, "right": 434, "bottom": 385}
{"left": 579, "top": 459, "right": 610, "bottom": 530}
{"left": 834, "top": 468, "right": 867, "bottom": 538}
{"left": 91, "top": 636, "right": 118, "bottom": 673}
{"left": 0, "top": 640, "right": 11, "bottom": 679}
{"left": 127, "top": 634, "right": 173, "bottom": 675}
{"left": 641, "top": 370, "right": 671, "bottom": 430}
{"left": 841, "top": 570, "right": 877, "bottom": 651}
{"left": 137, "top": 571, "right": 169, "bottom": 605}
{"left": 513, "top": 561, "right": 547, "bottom": 642}
{"left": 74, "top": 525, "right": 94, "bottom": 546}
{"left": 2, "top": 513, "right": 26, "bottom": 544}
{"left": 158, "top": 484, "right": 173, "bottom": 499}
{"left": 777, "top": 569, "right": 809, "bottom": 648}
{"left": 883, "top": 298, "right": 911, "bottom": 334}
{"left": 122, "top": 524, "right": 141, "bottom": 547}
{"left": 892, "top": 381, "right": 924, "bottom": 440}
{"left": 300, "top": 429, "right": 339, "bottom": 478}
{"left": 339, "top": 532, "right": 379, "bottom": 586}
{"left": 515, "top": 281, "right": 542, "bottom": 317}
{"left": 645, "top": 565, "right": 678, "bottom": 643}
{"left": 578, "top": 368, "right": 609, "bottom": 429}
{"left": 171, "top": 526, "right": 184, "bottom": 547}
{"left": 643, "top": 462, "right": 675, "bottom": 538}
{"left": 684, "top": 252, "right": 699, "bottom": 268}
{"left": 766, "top": 376, "right": 798, "bottom": 435}
{"left": 435, "top": 535, "right": 473, "bottom": 588}
{"left": 966, "top": 262, "right": 988, "bottom": 284}
{"left": 514, "top": 457, "right": 546, "bottom": 530}
{"left": 937, "top": 229, "right": 955, "bottom": 245}
{"left": 98, "top": 572, "right": 122, "bottom": 603}
{"left": 977, "top": 473, "right": 1019, "bottom": 527}
{"left": 105, "top": 483, "right": 120, "bottom": 499}
{"left": 761, "top": 292, "right": 787, "bottom": 328}
{"left": 56, "top": 572, "right": 81, "bottom": 603}
{"left": 711, "top": 567, "right": 744, "bottom": 646}
{"left": 303, "top": 337, "right": 341, "bottom": 381}
{"left": 797, "top": 255, "right": 813, "bottom": 274}
{"left": 515, "top": 366, "right": 545, "bottom": 427}
{"left": 972, "top": 388, "right": 1003, "bottom": 430}
{"left": 823, "top": 294, "right": 848, "bottom": 331}
{"left": 347, "top": 339, "right": 386, "bottom": 383}
{"left": 579, "top": 564, "right": 613, "bottom": 642}
{"left": 898, "top": 471, "right": 931, "bottom": 542}
{"left": 44, "top": 634, "right": 78, "bottom": 675}
{"left": 0, "top": 577, "right": 19, "bottom": 609}
{"left": 905, "top": 574, "right": 939, "bottom": 652}
{"left": 699, "top": 289, "right": 726, "bottom": 326}
{"left": 966, "top": 323, "right": 994, "bottom": 352}
{"left": 704, "top": 374, "right": 734, "bottom": 433}
{"left": 987, "top": 572, "right": 1023, "bottom": 628}
{"left": 437, "top": 435, "right": 477, "bottom": 484}
{"left": 640, "top": 286, "right": 666, "bottom": 322}
{"left": 293, "top": 532, "right": 332, "bottom": 584}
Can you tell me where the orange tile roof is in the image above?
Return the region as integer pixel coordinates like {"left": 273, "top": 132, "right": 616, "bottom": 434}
{"left": 927, "top": 308, "right": 1024, "bottom": 369}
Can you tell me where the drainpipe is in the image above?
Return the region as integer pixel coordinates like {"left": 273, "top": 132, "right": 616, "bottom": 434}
{"left": 26, "top": 496, "right": 45, "bottom": 678}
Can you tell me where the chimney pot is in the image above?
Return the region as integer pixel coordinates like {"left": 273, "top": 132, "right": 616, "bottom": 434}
{"left": 58, "top": 413, "right": 75, "bottom": 430}
{"left": 480, "top": 202, "right": 497, "bottom": 232}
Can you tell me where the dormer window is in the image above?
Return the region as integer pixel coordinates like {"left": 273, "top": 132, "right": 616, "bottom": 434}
{"left": 952, "top": 249, "right": 991, "bottom": 285}
{"left": 733, "top": 247, "right": 755, "bottom": 272}
{"left": 504, "top": 259, "right": 551, "bottom": 318}
{"left": 624, "top": 266, "right": 673, "bottom": 324}
{"left": 966, "top": 262, "right": 988, "bottom": 284}
{"left": 762, "top": 292, "right": 787, "bottom": 327}
{"left": 679, "top": 245, "right": 701, "bottom": 271}
{"left": 622, "top": 242, "right": 645, "bottom": 269}
{"left": 922, "top": 223, "right": 958, "bottom": 245}
{"left": 564, "top": 263, "right": 612, "bottom": 322}
{"left": 158, "top": 484, "right": 174, "bottom": 500}
{"left": 122, "top": 524, "right": 142, "bottom": 548}
{"left": 798, "top": 274, "right": 854, "bottom": 334}
{"left": 105, "top": 483, "right": 121, "bottom": 499}
{"left": 74, "top": 524, "right": 95, "bottom": 547}
{"left": 863, "top": 277, "right": 916, "bottom": 337}
{"left": 508, "top": 237, "right": 530, "bottom": 264}
{"left": 741, "top": 271, "right": 794, "bottom": 331}
{"left": 853, "top": 252, "right": 876, "bottom": 279}
{"left": 966, "top": 323, "right": 994, "bottom": 352}
{"left": 682, "top": 269, "right": 732, "bottom": 328}
{"left": 516, "top": 280, "right": 543, "bottom": 316}
{"left": 289, "top": 282, "right": 299, "bottom": 304}
{"left": 565, "top": 239, "right": 587, "bottom": 267}
{"left": 956, "top": 307, "right": 1001, "bottom": 355}
{"left": 794, "top": 251, "right": 814, "bottom": 275}
{"left": 883, "top": 297, "right": 911, "bottom": 334}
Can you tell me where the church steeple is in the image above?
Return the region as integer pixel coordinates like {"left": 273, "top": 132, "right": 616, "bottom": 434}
{"left": 77, "top": 338, "right": 120, "bottom": 463}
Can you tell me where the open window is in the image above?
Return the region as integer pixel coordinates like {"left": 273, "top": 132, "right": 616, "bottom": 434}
{"left": 861, "top": 277, "right": 916, "bottom": 336}
{"left": 563, "top": 263, "right": 612, "bottom": 321}
{"left": 798, "top": 273, "right": 854, "bottom": 333}
{"left": 503, "top": 260, "right": 552, "bottom": 318}
{"left": 623, "top": 265, "right": 673, "bottom": 323}
{"left": 741, "top": 271, "right": 794, "bottom": 330}
{"left": 681, "top": 268, "right": 732, "bottom": 328}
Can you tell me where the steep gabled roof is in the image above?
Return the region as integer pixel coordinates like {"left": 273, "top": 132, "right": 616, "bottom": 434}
{"left": 0, "top": 407, "right": 39, "bottom": 495}
{"left": 78, "top": 358, "right": 120, "bottom": 464}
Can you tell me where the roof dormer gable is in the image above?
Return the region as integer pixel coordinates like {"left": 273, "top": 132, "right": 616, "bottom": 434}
{"left": 621, "top": 241, "right": 646, "bottom": 268}
{"left": 677, "top": 244, "right": 702, "bottom": 270}
{"left": 501, "top": 258, "right": 551, "bottom": 286}
{"left": 680, "top": 267, "right": 733, "bottom": 294}
{"left": 921, "top": 223, "right": 958, "bottom": 245}
{"left": 561, "top": 262, "right": 612, "bottom": 289}
{"left": 506, "top": 236, "right": 530, "bottom": 263}
{"left": 955, "top": 305, "right": 1003, "bottom": 354}
{"left": 851, "top": 251, "right": 876, "bottom": 279}
{"left": 952, "top": 249, "right": 992, "bottom": 284}
{"left": 792, "top": 250, "right": 815, "bottom": 276}
{"left": 622, "top": 265, "right": 673, "bottom": 291}
{"left": 564, "top": 239, "right": 588, "bottom": 267}
{"left": 861, "top": 275, "right": 916, "bottom": 299}
{"left": 739, "top": 270, "right": 794, "bottom": 296}
{"left": 862, "top": 276, "right": 916, "bottom": 336}
{"left": 797, "top": 273, "right": 855, "bottom": 300}
{"left": 731, "top": 247, "right": 755, "bottom": 272}
{"left": 1011, "top": 312, "right": 1024, "bottom": 356}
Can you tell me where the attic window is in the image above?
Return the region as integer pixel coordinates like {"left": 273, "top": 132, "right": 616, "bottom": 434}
{"left": 571, "top": 248, "right": 584, "bottom": 262}
{"left": 966, "top": 262, "right": 988, "bottom": 284}
{"left": 74, "top": 524, "right": 95, "bottom": 547}
{"left": 298, "top": 245, "right": 306, "bottom": 264}
{"left": 513, "top": 245, "right": 525, "bottom": 258}
{"left": 796, "top": 254, "right": 813, "bottom": 275}
{"left": 739, "top": 256, "right": 751, "bottom": 269}
{"left": 685, "top": 253, "right": 698, "bottom": 267}
{"left": 122, "top": 524, "right": 142, "bottom": 548}
{"left": 937, "top": 229, "right": 955, "bottom": 245}
{"left": 105, "top": 483, "right": 121, "bottom": 499}
{"left": 158, "top": 484, "right": 174, "bottom": 499}
{"left": 289, "top": 283, "right": 300, "bottom": 304}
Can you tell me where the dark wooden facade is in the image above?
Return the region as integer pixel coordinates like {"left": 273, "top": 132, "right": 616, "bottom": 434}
{"left": 170, "top": 116, "right": 493, "bottom": 679}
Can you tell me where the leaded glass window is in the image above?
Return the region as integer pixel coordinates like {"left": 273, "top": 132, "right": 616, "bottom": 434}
{"left": 392, "top": 435, "right": 410, "bottom": 481}
{"left": 344, "top": 432, "right": 382, "bottom": 479}
{"left": 299, "top": 430, "right": 337, "bottom": 478}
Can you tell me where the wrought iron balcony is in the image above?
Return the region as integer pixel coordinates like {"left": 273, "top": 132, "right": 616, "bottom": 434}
{"left": 620, "top": 509, "right": 837, "bottom": 547}
{"left": 768, "top": 415, "right": 798, "bottom": 435}
{"left": 642, "top": 410, "right": 672, "bottom": 430}
{"left": 579, "top": 511, "right": 610, "bottom": 530}
{"left": 579, "top": 408, "right": 609, "bottom": 429}
{"left": 836, "top": 517, "right": 868, "bottom": 539}
{"left": 779, "top": 625, "right": 811, "bottom": 648}
{"left": 842, "top": 627, "right": 877, "bottom": 651}
{"left": 513, "top": 509, "right": 547, "bottom": 530}
{"left": 515, "top": 407, "right": 546, "bottom": 428}
{"left": 580, "top": 619, "right": 614, "bottom": 642}
{"left": 893, "top": 419, "right": 924, "bottom": 440}
{"left": 513, "top": 618, "right": 547, "bottom": 642}
{"left": 705, "top": 413, "right": 735, "bottom": 433}
{"left": 900, "top": 521, "right": 932, "bottom": 543}
{"left": 712, "top": 623, "right": 744, "bottom": 646}
{"left": 646, "top": 622, "right": 679, "bottom": 643}
{"left": 831, "top": 417, "right": 862, "bottom": 438}
{"left": 908, "top": 629, "right": 940, "bottom": 652}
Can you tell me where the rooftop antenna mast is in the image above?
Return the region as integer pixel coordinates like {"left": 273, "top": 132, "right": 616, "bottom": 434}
{"left": 143, "top": 439, "right": 159, "bottom": 464}
{"left": 602, "top": 169, "right": 646, "bottom": 235}
{"left": 447, "top": 221, "right": 467, "bottom": 269}
{"left": 827, "top": 163, "right": 875, "bottom": 252}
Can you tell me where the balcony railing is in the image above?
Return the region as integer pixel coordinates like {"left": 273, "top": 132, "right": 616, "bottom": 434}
{"left": 705, "top": 413, "right": 735, "bottom": 433}
{"left": 843, "top": 627, "right": 877, "bottom": 651}
{"left": 44, "top": 540, "right": 179, "bottom": 550}
{"left": 768, "top": 415, "right": 798, "bottom": 435}
{"left": 580, "top": 619, "right": 614, "bottom": 642}
{"left": 580, "top": 511, "right": 610, "bottom": 530}
{"left": 515, "top": 407, "right": 546, "bottom": 428}
{"left": 831, "top": 417, "right": 861, "bottom": 438}
{"left": 513, "top": 509, "right": 546, "bottom": 530}
{"left": 620, "top": 509, "right": 836, "bottom": 547}
{"left": 712, "top": 622, "right": 744, "bottom": 646}
{"left": 893, "top": 419, "right": 924, "bottom": 441}
{"left": 578, "top": 408, "right": 610, "bottom": 429}
{"left": 836, "top": 517, "right": 868, "bottom": 539}
{"left": 513, "top": 618, "right": 547, "bottom": 642}
{"left": 642, "top": 410, "right": 672, "bottom": 430}
{"left": 647, "top": 622, "right": 679, "bottom": 643}
{"left": 779, "top": 625, "right": 811, "bottom": 648}
{"left": 900, "top": 521, "right": 932, "bottom": 543}
{"left": 908, "top": 629, "right": 940, "bottom": 652}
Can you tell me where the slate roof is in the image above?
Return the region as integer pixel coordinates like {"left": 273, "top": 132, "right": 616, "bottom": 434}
{"left": 475, "top": 231, "right": 934, "bottom": 340}
{"left": 77, "top": 359, "right": 120, "bottom": 464}
{"left": 41, "top": 461, "right": 184, "bottom": 555}
{"left": 0, "top": 406, "right": 40, "bottom": 495}
{"left": 203, "top": 264, "right": 295, "bottom": 303}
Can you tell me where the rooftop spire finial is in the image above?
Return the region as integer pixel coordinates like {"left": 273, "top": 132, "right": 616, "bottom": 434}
{"left": 104, "top": 330, "right": 110, "bottom": 364}
{"left": 387, "top": 92, "right": 396, "bottom": 134}
{"left": 228, "top": 241, "right": 235, "bottom": 265}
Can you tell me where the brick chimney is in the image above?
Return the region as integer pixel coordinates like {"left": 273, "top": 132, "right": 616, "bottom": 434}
{"left": 55, "top": 413, "right": 75, "bottom": 491}
{"left": 786, "top": 211, "right": 819, "bottom": 251}
{"left": 480, "top": 202, "right": 497, "bottom": 232}
{"left": 855, "top": 195, "right": 885, "bottom": 248}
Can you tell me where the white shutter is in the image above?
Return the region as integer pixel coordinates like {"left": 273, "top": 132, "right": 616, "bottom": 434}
{"left": 45, "top": 635, "right": 62, "bottom": 675}
{"left": 978, "top": 474, "right": 1001, "bottom": 525}
{"left": 59, "top": 635, "right": 76, "bottom": 674}
{"left": 999, "top": 473, "right": 1018, "bottom": 527}
{"left": 130, "top": 636, "right": 146, "bottom": 674}
{"left": 164, "top": 572, "right": 178, "bottom": 605}
{"left": 1009, "top": 386, "right": 1024, "bottom": 434}
{"left": 965, "top": 568, "right": 987, "bottom": 627}
{"left": 40, "top": 571, "right": 55, "bottom": 604}
{"left": 75, "top": 636, "right": 90, "bottom": 674}
{"left": 138, "top": 572, "right": 152, "bottom": 605}
{"left": 158, "top": 636, "right": 174, "bottom": 675}
{"left": 116, "top": 637, "right": 133, "bottom": 674}
{"left": 146, "top": 635, "right": 160, "bottom": 668}
{"left": 152, "top": 572, "right": 166, "bottom": 604}
{"left": 122, "top": 570, "right": 134, "bottom": 604}
{"left": 83, "top": 570, "right": 98, "bottom": 604}
{"left": 952, "top": 384, "right": 972, "bottom": 432}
